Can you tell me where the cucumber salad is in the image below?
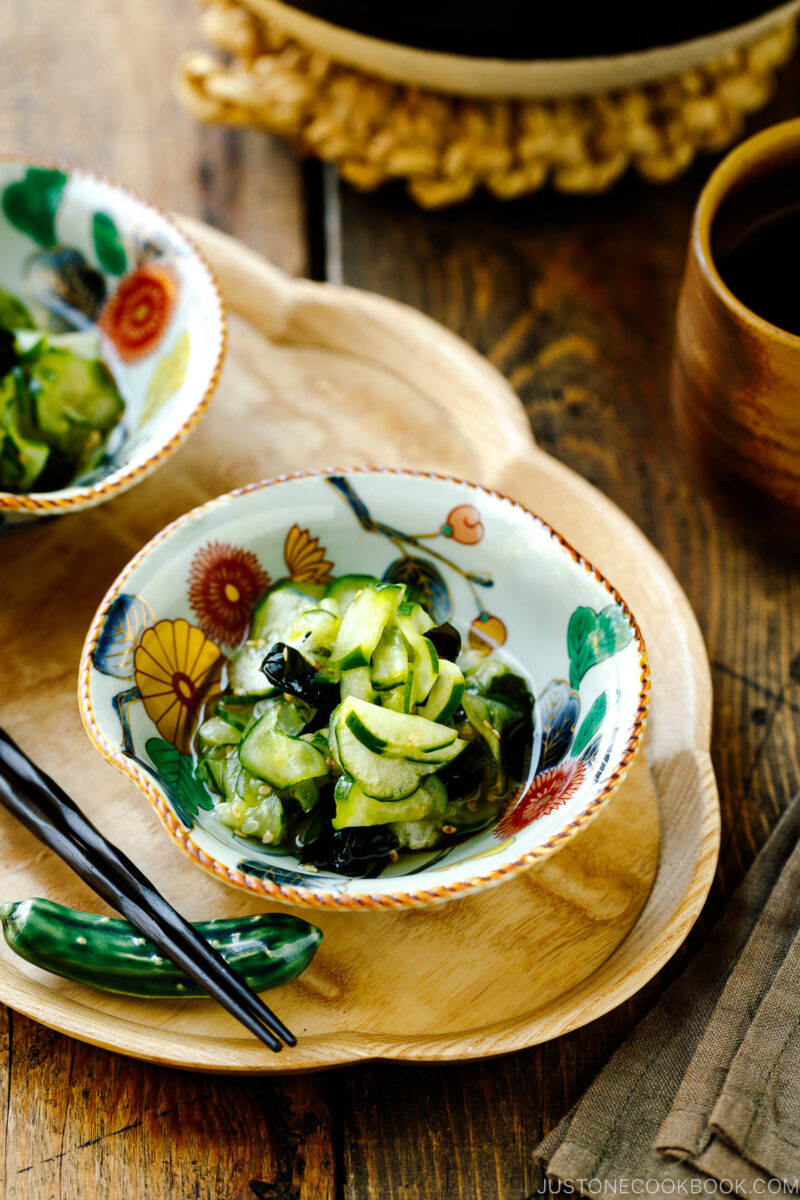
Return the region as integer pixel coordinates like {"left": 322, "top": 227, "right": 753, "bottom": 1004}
{"left": 195, "top": 575, "right": 534, "bottom": 876}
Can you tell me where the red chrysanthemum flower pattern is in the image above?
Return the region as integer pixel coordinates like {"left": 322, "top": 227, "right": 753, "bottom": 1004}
{"left": 495, "top": 759, "right": 587, "bottom": 839}
{"left": 188, "top": 541, "right": 270, "bottom": 646}
{"left": 99, "top": 261, "right": 179, "bottom": 362}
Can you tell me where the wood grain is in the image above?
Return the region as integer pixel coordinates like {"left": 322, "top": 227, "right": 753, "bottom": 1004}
{"left": 327, "top": 65, "right": 800, "bottom": 1200}
{"left": 0, "top": 231, "right": 676, "bottom": 1071}
{"left": 2, "top": 0, "right": 798, "bottom": 1193}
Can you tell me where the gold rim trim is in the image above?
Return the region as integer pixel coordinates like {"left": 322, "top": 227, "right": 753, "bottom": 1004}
{"left": 78, "top": 466, "right": 651, "bottom": 912}
{"left": 0, "top": 153, "right": 227, "bottom": 514}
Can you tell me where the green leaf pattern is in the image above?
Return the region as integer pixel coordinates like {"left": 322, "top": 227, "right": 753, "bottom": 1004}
{"left": 92, "top": 212, "right": 127, "bottom": 275}
{"left": 572, "top": 692, "right": 608, "bottom": 758}
{"left": 568, "top": 604, "right": 632, "bottom": 690}
{"left": 145, "top": 737, "right": 213, "bottom": 830}
{"left": 2, "top": 168, "right": 67, "bottom": 248}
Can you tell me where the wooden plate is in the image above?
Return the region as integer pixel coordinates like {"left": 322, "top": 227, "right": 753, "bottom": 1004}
{"left": 0, "top": 220, "right": 719, "bottom": 1071}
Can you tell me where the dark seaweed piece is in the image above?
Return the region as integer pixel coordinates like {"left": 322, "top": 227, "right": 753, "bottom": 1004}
{"left": 505, "top": 713, "right": 534, "bottom": 783}
{"left": 300, "top": 825, "right": 400, "bottom": 877}
{"left": 423, "top": 621, "right": 461, "bottom": 661}
{"left": 485, "top": 677, "right": 534, "bottom": 781}
{"left": 0, "top": 329, "right": 18, "bottom": 379}
{"left": 483, "top": 671, "right": 533, "bottom": 713}
{"left": 437, "top": 737, "right": 491, "bottom": 801}
{"left": 261, "top": 643, "right": 340, "bottom": 725}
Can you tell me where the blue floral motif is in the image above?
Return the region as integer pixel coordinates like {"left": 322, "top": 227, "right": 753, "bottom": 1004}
{"left": 238, "top": 859, "right": 338, "bottom": 890}
{"left": 537, "top": 680, "right": 580, "bottom": 772}
{"left": 383, "top": 556, "right": 451, "bottom": 622}
{"left": 92, "top": 593, "right": 153, "bottom": 680}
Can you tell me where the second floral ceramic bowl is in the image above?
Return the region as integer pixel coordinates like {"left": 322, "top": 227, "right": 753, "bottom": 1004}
{"left": 79, "top": 468, "right": 650, "bottom": 910}
{"left": 0, "top": 156, "right": 225, "bottom": 530}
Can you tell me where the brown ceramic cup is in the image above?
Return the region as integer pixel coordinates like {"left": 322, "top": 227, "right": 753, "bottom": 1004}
{"left": 672, "top": 118, "right": 800, "bottom": 546}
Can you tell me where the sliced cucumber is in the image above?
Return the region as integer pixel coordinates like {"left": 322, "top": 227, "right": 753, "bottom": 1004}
{"left": 217, "top": 791, "right": 286, "bottom": 844}
{"left": 236, "top": 767, "right": 267, "bottom": 804}
{"left": 220, "top": 751, "right": 241, "bottom": 802}
{"left": 397, "top": 604, "right": 439, "bottom": 705}
{"left": 461, "top": 692, "right": 518, "bottom": 795}
{"left": 330, "top": 712, "right": 436, "bottom": 800}
{"left": 214, "top": 695, "right": 269, "bottom": 729}
{"left": 371, "top": 625, "right": 408, "bottom": 690}
{"left": 397, "top": 600, "right": 434, "bottom": 635}
{"left": 250, "top": 585, "right": 321, "bottom": 643}
{"left": 285, "top": 607, "right": 340, "bottom": 660}
{"left": 323, "top": 573, "right": 379, "bottom": 612}
{"left": 332, "top": 776, "right": 447, "bottom": 829}
{"left": 381, "top": 686, "right": 407, "bottom": 713}
{"left": 340, "top": 696, "right": 462, "bottom": 764}
{"left": 389, "top": 820, "right": 443, "bottom": 851}
{"left": 417, "top": 660, "right": 465, "bottom": 723}
{"left": 340, "top": 667, "right": 376, "bottom": 703}
{"left": 196, "top": 715, "right": 242, "bottom": 748}
{"left": 328, "top": 583, "right": 405, "bottom": 671}
{"left": 243, "top": 696, "right": 314, "bottom": 738}
{"left": 227, "top": 643, "right": 275, "bottom": 696}
{"left": 239, "top": 721, "right": 329, "bottom": 789}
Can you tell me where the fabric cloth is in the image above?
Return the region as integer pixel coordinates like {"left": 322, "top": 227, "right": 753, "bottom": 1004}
{"left": 534, "top": 798, "right": 800, "bottom": 1196}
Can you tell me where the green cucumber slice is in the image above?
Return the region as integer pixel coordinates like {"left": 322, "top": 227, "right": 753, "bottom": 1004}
{"left": 381, "top": 686, "right": 407, "bottom": 713}
{"left": 340, "top": 696, "right": 462, "bottom": 764}
{"left": 389, "top": 820, "right": 443, "bottom": 851}
{"left": 323, "top": 574, "right": 380, "bottom": 612}
{"left": 217, "top": 791, "right": 286, "bottom": 844}
{"left": 328, "top": 583, "right": 405, "bottom": 671}
{"left": 397, "top": 601, "right": 434, "bottom": 634}
{"left": 330, "top": 712, "right": 436, "bottom": 800}
{"left": 227, "top": 644, "right": 274, "bottom": 696}
{"left": 239, "top": 721, "right": 329, "bottom": 789}
{"left": 340, "top": 667, "right": 376, "bottom": 703}
{"left": 220, "top": 752, "right": 241, "bottom": 802}
{"left": 371, "top": 626, "right": 408, "bottom": 690}
{"left": 250, "top": 584, "right": 322, "bottom": 643}
{"left": 397, "top": 605, "right": 439, "bottom": 704}
{"left": 332, "top": 776, "right": 447, "bottom": 829}
{"left": 285, "top": 607, "right": 340, "bottom": 659}
{"left": 417, "top": 660, "right": 465, "bottom": 723}
{"left": 196, "top": 716, "right": 242, "bottom": 748}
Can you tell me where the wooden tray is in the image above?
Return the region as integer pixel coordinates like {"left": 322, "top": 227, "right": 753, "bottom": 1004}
{"left": 0, "top": 220, "right": 719, "bottom": 1071}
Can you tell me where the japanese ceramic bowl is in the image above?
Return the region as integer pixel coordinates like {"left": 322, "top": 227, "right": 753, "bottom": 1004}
{"left": 0, "top": 156, "right": 225, "bottom": 531}
{"left": 79, "top": 468, "right": 649, "bottom": 910}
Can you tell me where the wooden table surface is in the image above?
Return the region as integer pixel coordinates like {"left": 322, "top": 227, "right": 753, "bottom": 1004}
{"left": 3, "top": 3, "right": 800, "bottom": 1196}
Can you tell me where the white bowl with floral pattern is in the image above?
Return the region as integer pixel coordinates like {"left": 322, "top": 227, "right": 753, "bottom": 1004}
{"left": 0, "top": 155, "right": 225, "bottom": 530}
{"left": 79, "top": 468, "right": 650, "bottom": 910}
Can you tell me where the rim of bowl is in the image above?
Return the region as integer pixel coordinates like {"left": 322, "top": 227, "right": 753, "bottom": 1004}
{"left": 78, "top": 466, "right": 651, "bottom": 911}
{"left": 693, "top": 116, "right": 800, "bottom": 349}
{"left": 0, "top": 152, "right": 227, "bottom": 514}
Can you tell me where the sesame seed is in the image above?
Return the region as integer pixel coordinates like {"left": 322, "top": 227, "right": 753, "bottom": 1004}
{"left": 76, "top": 936, "right": 87, "bottom": 945}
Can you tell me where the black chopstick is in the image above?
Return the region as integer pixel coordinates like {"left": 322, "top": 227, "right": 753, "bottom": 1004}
{"left": 0, "top": 726, "right": 296, "bottom": 1053}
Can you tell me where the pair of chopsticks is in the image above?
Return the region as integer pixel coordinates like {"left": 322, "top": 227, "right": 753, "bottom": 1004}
{"left": 0, "top": 726, "right": 296, "bottom": 1053}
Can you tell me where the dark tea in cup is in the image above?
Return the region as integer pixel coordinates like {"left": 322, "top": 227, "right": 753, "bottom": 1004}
{"left": 672, "top": 119, "right": 800, "bottom": 548}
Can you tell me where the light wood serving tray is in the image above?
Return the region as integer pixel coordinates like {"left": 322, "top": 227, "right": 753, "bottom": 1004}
{"left": 0, "top": 220, "right": 719, "bottom": 1071}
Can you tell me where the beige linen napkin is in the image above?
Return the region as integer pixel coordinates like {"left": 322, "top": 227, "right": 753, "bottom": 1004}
{"left": 655, "top": 825, "right": 800, "bottom": 1188}
{"left": 535, "top": 797, "right": 800, "bottom": 1196}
